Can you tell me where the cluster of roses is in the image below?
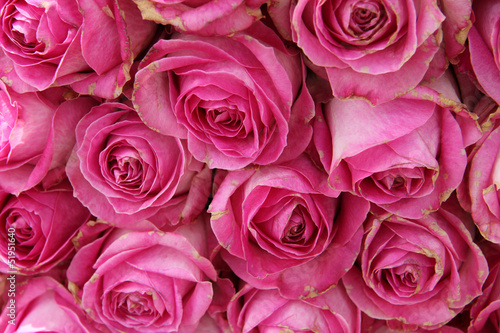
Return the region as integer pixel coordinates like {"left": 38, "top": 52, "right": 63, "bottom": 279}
{"left": 1, "top": 0, "right": 500, "bottom": 332}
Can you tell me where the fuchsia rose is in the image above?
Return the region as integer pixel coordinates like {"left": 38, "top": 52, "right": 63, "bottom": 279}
{"left": 0, "top": 181, "right": 91, "bottom": 274}
{"left": 208, "top": 155, "right": 370, "bottom": 299}
{"left": 314, "top": 72, "right": 481, "bottom": 218}
{"left": 66, "top": 101, "right": 211, "bottom": 229}
{"left": 0, "top": 0, "right": 157, "bottom": 99}
{"left": 0, "top": 83, "right": 97, "bottom": 194}
{"left": 227, "top": 282, "right": 360, "bottom": 332}
{"left": 468, "top": 0, "right": 500, "bottom": 106}
{"left": 133, "top": 21, "right": 315, "bottom": 170}
{"left": 132, "top": 0, "right": 266, "bottom": 36}
{"left": 469, "top": 242, "right": 500, "bottom": 333}
{"left": 67, "top": 218, "right": 218, "bottom": 333}
{"left": 0, "top": 276, "right": 100, "bottom": 332}
{"left": 270, "top": 0, "right": 471, "bottom": 105}
{"left": 343, "top": 198, "right": 488, "bottom": 329}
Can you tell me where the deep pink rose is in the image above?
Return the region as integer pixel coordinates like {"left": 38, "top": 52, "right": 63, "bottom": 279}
{"left": 313, "top": 72, "right": 481, "bottom": 218}
{"left": 67, "top": 218, "right": 218, "bottom": 333}
{"left": 66, "top": 101, "right": 211, "bottom": 229}
{"left": 343, "top": 198, "right": 488, "bottom": 329}
{"left": 227, "top": 282, "right": 360, "bottom": 332}
{"left": 132, "top": 0, "right": 266, "bottom": 36}
{"left": 459, "top": 94, "right": 500, "bottom": 244}
{"left": 270, "top": 0, "right": 471, "bottom": 105}
{"left": 208, "top": 155, "right": 369, "bottom": 299}
{"left": 469, "top": 241, "right": 500, "bottom": 333}
{"left": 0, "top": 276, "right": 100, "bottom": 333}
{"left": 0, "top": 181, "right": 91, "bottom": 274}
{"left": 133, "top": 21, "right": 315, "bottom": 170}
{"left": 0, "top": 83, "right": 97, "bottom": 194}
{"left": 468, "top": 0, "right": 500, "bottom": 106}
{"left": 0, "top": 0, "right": 157, "bottom": 99}
{"left": 362, "top": 314, "right": 464, "bottom": 333}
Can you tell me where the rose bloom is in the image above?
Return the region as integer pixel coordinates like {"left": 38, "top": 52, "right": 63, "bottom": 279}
{"left": 0, "top": 0, "right": 157, "bottom": 98}
{"left": 67, "top": 218, "right": 218, "bottom": 333}
{"left": 133, "top": 21, "right": 315, "bottom": 170}
{"left": 468, "top": 0, "right": 500, "bottom": 106}
{"left": 362, "top": 314, "right": 464, "bottom": 333}
{"left": 208, "top": 155, "right": 369, "bottom": 299}
{"left": 269, "top": 0, "right": 471, "bottom": 105}
{"left": 0, "top": 276, "right": 100, "bottom": 333}
{"left": 66, "top": 101, "right": 211, "bottom": 229}
{"left": 313, "top": 72, "right": 481, "bottom": 218}
{"left": 0, "top": 83, "right": 97, "bottom": 194}
{"left": 469, "top": 241, "right": 500, "bottom": 333}
{"left": 0, "top": 180, "right": 91, "bottom": 274}
{"left": 343, "top": 198, "right": 488, "bottom": 329}
{"left": 132, "top": 0, "right": 266, "bottom": 36}
{"left": 227, "top": 282, "right": 360, "bottom": 332}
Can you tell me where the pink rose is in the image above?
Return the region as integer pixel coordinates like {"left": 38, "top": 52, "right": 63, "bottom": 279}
{"left": 227, "top": 282, "right": 360, "bottom": 332}
{"left": 460, "top": 106, "right": 500, "bottom": 243}
{"left": 0, "top": 181, "right": 91, "bottom": 274}
{"left": 67, "top": 218, "right": 218, "bottom": 333}
{"left": 0, "top": 0, "right": 157, "bottom": 98}
{"left": 469, "top": 241, "right": 500, "bottom": 333}
{"left": 362, "top": 314, "right": 464, "bottom": 333}
{"left": 208, "top": 155, "right": 369, "bottom": 299}
{"left": 133, "top": 21, "right": 315, "bottom": 170}
{"left": 0, "top": 83, "right": 97, "bottom": 194}
{"left": 343, "top": 198, "right": 488, "bottom": 329}
{"left": 0, "top": 276, "right": 100, "bottom": 333}
{"left": 132, "top": 0, "right": 266, "bottom": 36}
{"left": 313, "top": 72, "right": 481, "bottom": 218}
{"left": 270, "top": 0, "right": 471, "bottom": 105}
{"left": 468, "top": 0, "right": 500, "bottom": 106}
{"left": 66, "top": 101, "right": 211, "bottom": 229}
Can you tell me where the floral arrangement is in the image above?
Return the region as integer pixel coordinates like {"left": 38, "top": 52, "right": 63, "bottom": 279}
{"left": 1, "top": 0, "right": 500, "bottom": 332}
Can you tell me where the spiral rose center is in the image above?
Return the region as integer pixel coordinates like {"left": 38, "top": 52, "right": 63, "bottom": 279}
{"left": 119, "top": 292, "right": 154, "bottom": 315}
{"left": 282, "top": 212, "right": 306, "bottom": 243}
{"left": 6, "top": 1, "right": 45, "bottom": 50}
{"left": 107, "top": 146, "right": 143, "bottom": 187}
{"left": 349, "top": 1, "right": 387, "bottom": 39}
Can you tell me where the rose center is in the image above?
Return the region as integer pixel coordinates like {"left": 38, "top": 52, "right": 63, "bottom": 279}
{"left": 118, "top": 292, "right": 154, "bottom": 316}
{"left": 349, "top": 1, "right": 387, "bottom": 38}
{"left": 107, "top": 146, "right": 143, "bottom": 187}
{"left": 281, "top": 209, "right": 306, "bottom": 243}
{"left": 6, "top": 2, "right": 45, "bottom": 50}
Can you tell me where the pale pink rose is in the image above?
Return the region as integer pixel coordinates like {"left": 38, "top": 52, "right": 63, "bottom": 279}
{"left": 0, "top": 276, "right": 101, "bottom": 333}
{"left": 227, "top": 282, "right": 360, "bottom": 332}
{"left": 0, "top": 180, "right": 91, "bottom": 274}
{"left": 270, "top": 0, "right": 472, "bottom": 105}
{"left": 469, "top": 241, "right": 500, "bottom": 333}
{"left": 343, "top": 198, "right": 488, "bottom": 329}
{"left": 0, "top": 83, "right": 97, "bottom": 194}
{"left": 66, "top": 101, "right": 211, "bottom": 229}
{"left": 313, "top": 72, "right": 481, "bottom": 218}
{"left": 132, "top": 0, "right": 266, "bottom": 36}
{"left": 0, "top": 0, "right": 157, "bottom": 98}
{"left": 208, "top": 155, "right": 369, "bottom": 299}
{"left": 133, "top": 21, "right": 315, "bottom": 170}
{"left": 67, "top": 218, "right": 218, "bottom": 333}
{"left": 468, "top": 0, "right": 500, "bottom": 106}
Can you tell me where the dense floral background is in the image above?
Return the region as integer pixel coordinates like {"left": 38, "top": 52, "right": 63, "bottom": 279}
{"left": 0, "top": 0, "right": 499, "bottom": 331}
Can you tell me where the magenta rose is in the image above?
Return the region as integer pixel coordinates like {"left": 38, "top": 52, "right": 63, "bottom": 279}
{"left": 343, "top": 198, "right": 488, "bottom": 329}
{"left": 227, "top": 282, "right": 360, "bottom": 332}
{"left": 67, "top": 218, "right": 218, "bottom": 333}
{"left": 133, "top": 21, "right": 315, "bottom": 170}
{"left": 468, "top": 0, "right": 500, "bottom": 106}
{"left": 66, "top": 101, "right": 211, "bottom": 229}
{"left": 270, "top": 0, "right": 471, "bottom": 105}
{"left": 313, "top": 72, "right": 481, "bottom": 218}
{"left": 0, "top": 276, "right": 100, "bottom": 333}
{"left": 208, "top": 155, "right": 369, "bottom": 299}
{"left": 132, "top": 0, "right": 266, "bottom": 36}
{"left": 0, "top": 83, "right": 97, "bottom": 194}
{"left": 0, "top": 0, "right": 156, "bottom": 98}
{"left": 0, "top": 181, "right": 91, "bottom": 274}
